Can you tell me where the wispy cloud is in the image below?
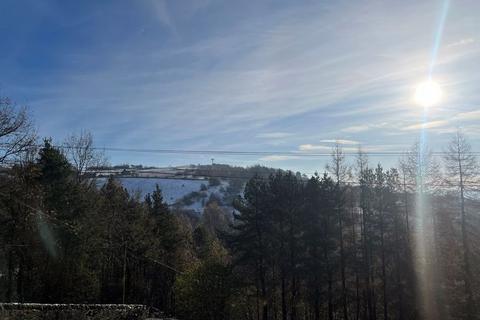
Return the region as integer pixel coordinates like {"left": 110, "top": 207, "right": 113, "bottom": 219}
{"left": 148, "top": 0, "right": 176, "bottom": 33}
{"left": 298, "top": 144, "right": 331, "bottom": 152}
{"left": 454, "top": 110, "right": 480, "bottom": 121}
{"left": 401, "top": 108, "right": 480, "bottom": 134}
{"left": 341, "top": 125, "right": 370, "bottom": 133}
{"left": 35, "top": 2, "right": 479, "bottom": 141}
{"left": 257, "top": 132, "right": 293, "bottom": 139}
{"left": 446, "top": 38, "right": 475, "bottom": 48}
{"left": 259, "top": 155, "right": 300, "bottom": 161}
{"left": 299, "top": 143, "right": 407, "bottom": 153}
{"left": 3, "top": 0, "right": 480, "bottom": 169}
{"left": 403, "top": 120, "right": 449, "bottom": 131}
{"left": 320, "top": 139, "right": 360, "bottom": 145}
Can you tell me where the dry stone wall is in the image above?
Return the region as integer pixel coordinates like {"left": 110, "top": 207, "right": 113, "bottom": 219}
{"left": 0, "top": 303, "right": 150, "bottom": 320}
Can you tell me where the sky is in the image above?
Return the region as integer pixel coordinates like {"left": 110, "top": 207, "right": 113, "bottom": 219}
{"left": 1, "top": 0, "right": 479, "bottom": 173}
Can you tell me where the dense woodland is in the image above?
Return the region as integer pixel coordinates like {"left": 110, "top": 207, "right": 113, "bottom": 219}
{"left": 1, "top": 98, "right": 480, "bottom": 320}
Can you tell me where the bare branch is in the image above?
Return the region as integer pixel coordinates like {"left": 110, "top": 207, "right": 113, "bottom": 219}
{"left": 0, "top": 97, "right": 36, "bottom": 165}
{"left": 63, "top": 130, "right": 108, "bottom": 182}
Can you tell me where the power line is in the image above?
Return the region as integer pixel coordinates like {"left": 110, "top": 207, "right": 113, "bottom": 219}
{"left": 4, "top": 144, "right": 480, "bottom": 157}
{"left": 71, "top": 147, "right": 480, "bottom": 157}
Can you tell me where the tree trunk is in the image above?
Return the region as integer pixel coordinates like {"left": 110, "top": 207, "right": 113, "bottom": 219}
{"left": 380, "top": 213, "right": 387, "bottom": 320}
{"left": 7, "top": 249, "right": 13, "bottom": 301}
{"left": 339, "top": 214, "right": 348, "bottom": 320}
{"left": 281, "top": 274, "right": 287, "bottom": 320}
{"left": 459, "top": 166, "right": 474, "bottom": 319}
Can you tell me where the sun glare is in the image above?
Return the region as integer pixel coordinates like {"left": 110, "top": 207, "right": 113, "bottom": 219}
{"left": 414, "top": 80, "right": 442, "bottom": 107}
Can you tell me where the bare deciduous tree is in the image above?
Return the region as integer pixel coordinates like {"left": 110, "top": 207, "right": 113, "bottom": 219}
{"left": 399, "top": 140, "right": 443, "bottom": 318}
{"left": 443, "top": 130, "right": 478, "bottom": 318}
{"left": 355, "top": 146, "right": 369, "bottom": 180}
{"left": 0, "top": 97, "right": 36, "bottom": 164}
{"left": 63, "top": 130, "right": 107, "bottom": 182}
{"left": 326, "top": 142, "right": 351, "bottom": 320}
{"left": 399, "top": 141, "right": 442, "bottom": 194}
{"left": 326, "top": 142, "right": 352, "bottom": 184}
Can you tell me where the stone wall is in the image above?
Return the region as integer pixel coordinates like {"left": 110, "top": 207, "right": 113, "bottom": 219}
{"left": 0, "top": 303, "right": 150, "bottom": 320}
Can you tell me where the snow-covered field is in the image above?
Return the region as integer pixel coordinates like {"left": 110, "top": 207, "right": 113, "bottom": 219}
{"left": 96, "top": 171, "right": 238, "bottom": 214}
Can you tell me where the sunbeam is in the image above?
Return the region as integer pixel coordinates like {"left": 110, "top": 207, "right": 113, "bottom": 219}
{"left": 415, "top": 1, "right": 450, "bottom": 319}
{"left": 429, "top": 0, "right": 450, "bottom": 78}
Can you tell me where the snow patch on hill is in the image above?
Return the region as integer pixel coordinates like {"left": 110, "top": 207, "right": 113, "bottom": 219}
{"left": 97, "top": 177, "right": 235, "bottom": 214}
{"left": 97, "top": 177, "right": 205, "bottom": 204}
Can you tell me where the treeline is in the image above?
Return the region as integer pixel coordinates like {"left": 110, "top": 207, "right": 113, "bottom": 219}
{"left": 0, "top": 97, "right": 480, "bottom": 320}
{"left": 193, "top": 164, "right": 289, "bottom": 180}
{"left": 224, "top": 140, "right": 480, "bottom": 320}
{"left": 228, "top": 166, "right": 414, "bottom": 320}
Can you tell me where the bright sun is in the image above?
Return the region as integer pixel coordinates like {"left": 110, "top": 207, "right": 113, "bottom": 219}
{"left": 414, "top": 80, "right": 442, "bottom": 107}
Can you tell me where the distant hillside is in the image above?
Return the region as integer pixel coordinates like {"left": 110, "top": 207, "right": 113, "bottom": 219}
{"left": 94, "top": 163, "right": 286, "bottom": 215}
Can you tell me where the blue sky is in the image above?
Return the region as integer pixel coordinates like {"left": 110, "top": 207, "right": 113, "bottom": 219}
{"left": 1, "top": 0, "right": 479, "bottom": 172}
